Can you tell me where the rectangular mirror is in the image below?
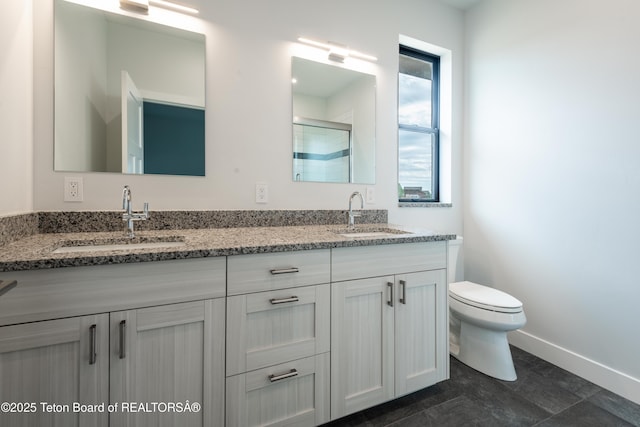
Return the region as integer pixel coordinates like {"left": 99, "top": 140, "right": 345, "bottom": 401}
{"left": 291, "top": 57, "right": 375, "bottom": 184}
{"left": 54, "top": 0, "right": 206, "bottom": 176}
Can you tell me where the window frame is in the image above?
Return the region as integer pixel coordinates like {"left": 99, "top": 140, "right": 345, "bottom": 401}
{"left": 398, "top": 45, "right": 441, "bottom": 203}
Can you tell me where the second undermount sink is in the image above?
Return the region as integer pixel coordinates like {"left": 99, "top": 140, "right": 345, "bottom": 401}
{"left": 52, "top": 236, "right": 186, "bottom": 254}
{"left": 334, "top": 228, "right": 411, "bottom": 239}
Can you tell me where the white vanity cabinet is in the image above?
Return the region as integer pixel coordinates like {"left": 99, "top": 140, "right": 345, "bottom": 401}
{"left": 225, "top": 250, "right": 331, "bottom": 427}
{"left": 0, "top": 258, "right": 226, "bottom": 427}
{"left": 330, "top": 242, "right": 448, "bottom": 419}
{"left": 0, "top": 235, "right": 452, "bottom": 427}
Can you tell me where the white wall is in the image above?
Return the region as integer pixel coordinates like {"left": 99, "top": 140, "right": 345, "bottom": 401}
{"left": 465, "top": 0, "right": 640, "bottom": 403}
{"left": 30, "top": 0, "right": 464, "bottom": 237}
{"left": 0, "top": 1, "right": 33, "bottom": 216}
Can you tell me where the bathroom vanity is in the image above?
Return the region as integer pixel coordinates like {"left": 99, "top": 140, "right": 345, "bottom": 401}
{"left": 0, "top": 219, "right": 454, "bottom": 427}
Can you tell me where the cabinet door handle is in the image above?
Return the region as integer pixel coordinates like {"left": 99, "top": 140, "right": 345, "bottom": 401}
{"left": 268, "top": 368, "right": 298, "bottom": 382}
{"left": 270, "top": 267, "right": 300, "bottom": 275}
{"left": 387, "top": 282, "right": 394, "bottom": 307}
{"left": 119, "top": 320, "right": 127, "bottom": 359}
{"left": 89, "top": 324, "right": 97, "bottom": 365}
{"left": 0, "top": 280, "right": 17, "bottom": 297}
{"left": 399, "top": 280, "right": 407, "bottom": 304}
{"left": 269, "top": 296, "right": 299, "bottom": 305}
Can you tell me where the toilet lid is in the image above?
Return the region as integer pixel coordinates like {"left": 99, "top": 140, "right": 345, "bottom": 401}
{"left": 449, "top": 281, "right": 523, "bottom": 313}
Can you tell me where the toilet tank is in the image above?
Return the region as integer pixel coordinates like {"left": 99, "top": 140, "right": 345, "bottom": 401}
{"left": 447, "top": 236, "right": 464, "bottom": 284}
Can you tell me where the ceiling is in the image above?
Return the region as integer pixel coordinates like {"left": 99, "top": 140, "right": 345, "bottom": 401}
{"left": 438, "top": 0, "right": 481, "bottom": 10}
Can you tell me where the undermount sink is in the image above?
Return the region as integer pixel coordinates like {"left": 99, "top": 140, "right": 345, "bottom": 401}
{"left": 334, "top": 228, "right": 410, "bottom": 239}
{"left": 52, "top": 236, "right": 186, "bottom": 254}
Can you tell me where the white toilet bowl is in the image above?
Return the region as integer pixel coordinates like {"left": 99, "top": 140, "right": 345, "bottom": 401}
{"left": 449, "top": 281, "right": 526, "bottom": 381}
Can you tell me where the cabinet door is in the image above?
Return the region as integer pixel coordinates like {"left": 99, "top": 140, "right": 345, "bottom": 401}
{"left": 0, "top": 315, "right": 109, "bottom": 427}
{"left": 110, "top": 299, "right": 225, "bottom": 427}
{"left": 227, "top": 284, "right": 329, "bottom": 376}
{"left": 226, "top": 353, "right": 330, "bottom": 427}
{"left": 395, "top": 270, "right": 447, "bottom": 396}
{"left": 331, "top": 277, "right": 394, "bottom": 419}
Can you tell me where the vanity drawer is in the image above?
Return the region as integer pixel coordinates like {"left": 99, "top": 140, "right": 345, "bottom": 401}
{"left": 331, "top": 242, "right": 446, "bottom": 282}
{"left": 226, "top": 353, "right": 330, "bottom": 427}
{"left": 226, "top": 284, "right": 330, "bottom": 376}
{"left": 227, "top": 249, "right": 330, "bottom": 295}
{"left": 0, "top": 257, "right": 226, "bottom": 327}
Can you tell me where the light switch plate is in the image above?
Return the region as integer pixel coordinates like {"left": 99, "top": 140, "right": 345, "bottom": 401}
{"left": 366, "top": 186, "right": 375, "bottom": 204}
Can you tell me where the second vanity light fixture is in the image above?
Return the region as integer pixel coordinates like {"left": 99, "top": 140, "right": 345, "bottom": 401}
{"left": 120, "top": 0, "right": 199, "bottom": 14}
{"left": 298, "top": 37, "right": 377, "bottom": 63}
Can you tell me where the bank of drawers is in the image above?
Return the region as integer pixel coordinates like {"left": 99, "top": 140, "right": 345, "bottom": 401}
{"left": 226, "top": 250, "right": 331, "bottom": 426}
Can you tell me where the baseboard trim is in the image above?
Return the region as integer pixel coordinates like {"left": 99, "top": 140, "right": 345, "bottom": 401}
{"left": 509, "top": 330, "right": 640, "bottom": 405}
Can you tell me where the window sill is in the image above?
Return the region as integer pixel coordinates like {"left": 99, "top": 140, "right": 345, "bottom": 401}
{"left": 398, "top": 202, "right": 452, "bottom": 208}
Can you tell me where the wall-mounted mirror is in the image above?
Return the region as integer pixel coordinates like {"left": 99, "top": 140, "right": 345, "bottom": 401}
{"left": 291, "top": 57, "right": 375, "bottom": 184}
{"left": 54, "top": 0, "right": 206, "bottom": 176}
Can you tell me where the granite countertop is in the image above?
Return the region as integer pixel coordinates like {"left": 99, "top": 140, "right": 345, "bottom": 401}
{"left": 0, "top": 224, "right": 456, "bottom": 272}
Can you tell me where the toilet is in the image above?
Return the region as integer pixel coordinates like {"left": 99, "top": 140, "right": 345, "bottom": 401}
{"left": 447, "top": 237, "right": 526, "bottom": 381}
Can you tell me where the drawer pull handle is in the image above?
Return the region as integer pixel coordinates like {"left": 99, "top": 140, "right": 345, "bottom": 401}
{"left": 270, "top": 296, "right": 299, "bottom": 305}
{"left": 0, "top": 280, "right": 17, "bottom": 297}
{"left": 399, "top": 280, "right": 407, "bottom": 304}
{"left": 268, "top": 369, "right": 298, "bottom": 382}
{"left": 387, "top": 282, "right": 394, "bottom": 307}
{"left": 89, "top": 324, "right": 97, "bottom": 365}
{"left": 270, "top": 267, "right": 300, "bottom": 275}
{"left": 119, "top": 320, "right": 126, "bottom": 359}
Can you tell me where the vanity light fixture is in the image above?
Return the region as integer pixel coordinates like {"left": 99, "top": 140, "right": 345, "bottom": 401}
{"left": 120, "top": 0, "right": 149, "bottom": 13}
{"left": 297, "top": 37, "right": 377, "bottom": 63}
{"left": 149, "top": 0, "right": 199, "bottom": 14}
{"left": 120, "top": 0, "right": 199, "bottom": 15}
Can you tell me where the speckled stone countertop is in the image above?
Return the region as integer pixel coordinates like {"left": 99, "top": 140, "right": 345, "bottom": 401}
{"left": 0, "top": 224, "right": 456, "bottom": 272}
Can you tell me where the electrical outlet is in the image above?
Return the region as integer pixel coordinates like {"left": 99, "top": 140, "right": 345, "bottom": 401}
{"left": 64, "top": 177, "right": 84, "bottom": 202}
{"left": 255, "top": 183, "right": 269, "bottom": 204}
{"left": 366, "top": 186, "right": 375, "bottom": 204}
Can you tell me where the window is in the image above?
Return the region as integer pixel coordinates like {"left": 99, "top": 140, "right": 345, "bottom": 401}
{"left": 398, "top": 46, "right": 440, "bottom": 203}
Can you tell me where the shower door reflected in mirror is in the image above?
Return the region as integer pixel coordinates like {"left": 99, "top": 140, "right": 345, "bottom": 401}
{"left": 293, "top": 118, "right": 352, "bottom": 182}
{"left": 291, "top": 57, "right": 376, "bottom": 184}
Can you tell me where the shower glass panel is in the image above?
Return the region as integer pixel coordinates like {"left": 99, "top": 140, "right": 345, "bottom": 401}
{"left": 293, "top": 119, "right": 352, "bottom": 183}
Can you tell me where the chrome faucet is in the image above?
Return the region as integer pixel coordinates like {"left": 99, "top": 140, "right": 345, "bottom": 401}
{"left": 348, "top": 191, "right": 364, "bottom": 228}
{"left": 122, "top": 185, "right": 149, "bottom": 238}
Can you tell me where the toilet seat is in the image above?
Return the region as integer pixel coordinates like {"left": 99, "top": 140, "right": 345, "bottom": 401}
{"left": 449, "top": 281, "right": 522, "bottom": 314}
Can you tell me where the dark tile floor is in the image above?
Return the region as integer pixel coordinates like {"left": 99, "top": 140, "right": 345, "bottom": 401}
{"left": 325, "top": 346, "right": 640, "bottom": 426}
